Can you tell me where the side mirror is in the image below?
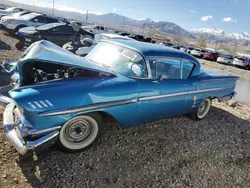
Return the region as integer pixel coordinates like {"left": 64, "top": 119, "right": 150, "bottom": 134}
{"left": 33, "top": 19, "right": 38, "bottom": 22}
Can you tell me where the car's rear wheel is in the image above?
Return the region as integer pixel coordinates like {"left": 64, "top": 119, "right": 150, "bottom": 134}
{"left": 59, "top": 113, "right": 103, "bottom": 152}
{"left": 189, "top": 98, "right": 211, "bottom": 120}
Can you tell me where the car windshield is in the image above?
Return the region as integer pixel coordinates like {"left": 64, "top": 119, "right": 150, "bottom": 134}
{"left": 86, "top": 42, "right": 148, "bottom": 78}
{"left": 37, "top": 23, "right": 64, "bottom": 30}
{"left": 220, "top": 54, "right": 233, "bottom": 59}
{"left": 6, "top": 7, "right": 15, "bottom": 12}
{"left": 20, "top": 13, "right": 38, "bottom": 20}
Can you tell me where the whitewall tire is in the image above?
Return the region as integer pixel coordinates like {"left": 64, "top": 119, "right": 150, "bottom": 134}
{"left": 59, "top": 113, "right": 103, "bottom": 152}
{"left": 189, "top": 98, "right": 211, "bottom": 120}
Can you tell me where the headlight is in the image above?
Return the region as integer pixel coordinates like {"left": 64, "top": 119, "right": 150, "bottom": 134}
{"left": 17, "top": 105, "right": 24, "bottom": 115}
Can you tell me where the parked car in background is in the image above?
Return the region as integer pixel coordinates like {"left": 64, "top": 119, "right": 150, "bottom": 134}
{"left": 0, "top": 40, "right": 238, "bottom": 155}
{"left": 180, "top": 46, "right": 188, "bottom": 52}
{"left": 76, "top": 33, "right": 135, "bottom": 56}
{"left": 163, "top": 42, "right": 174, "bottom": 48}
{"left": 81, "top": 25, "right": 107, "bottom": 34}
{"left": 204, "top": 51, "right": 219, "bottom": 61}
{"left": 191, "top": 48, "right": 206, "bottom": 58}
{"left": 232, "top": 56, "right": 250, "bottom": 69}
{"left": 128, "top": 34, "right": 146, "bottom": 42}
{"left": 217, "top": 54, "right": 234, "bottom": 64}
{"left": 0, "top": 12, "right": 59, "bottom": 34}
{"left": 187, "top": 46, "right": 194, "bottom": 54}
{"left": 10, "top": 11, "right": 31, "bottom": 17}
{"left": 15, "top": 22, "right": 79, "bottom": 49}
{"left": 0, "top": 7, "right": 25, "bottom": 18}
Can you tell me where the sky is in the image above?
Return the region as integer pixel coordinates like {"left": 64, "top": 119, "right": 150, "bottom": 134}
{"left": 8, "top": 0, "right": 250, "bottom": 33}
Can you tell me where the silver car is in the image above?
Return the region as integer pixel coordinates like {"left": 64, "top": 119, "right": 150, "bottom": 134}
{"left": 0, "top": 7, "right": 25, "bottom": 18}
{"left": 217, "top": 54, "right": 234, "bottom": 64}
{"left": 1, "top": 13, "right": 59, "bottom": 33}
{"left": 232, "top": 56, "right": 250, "bottom": 69}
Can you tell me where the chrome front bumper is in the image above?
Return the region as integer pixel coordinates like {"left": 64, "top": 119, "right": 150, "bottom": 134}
{"left": 1, "top": 94, "right": 60, "bottom": 155}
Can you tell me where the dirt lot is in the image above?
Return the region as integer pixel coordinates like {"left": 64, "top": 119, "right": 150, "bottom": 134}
{"left": 1, "top": 30, "right": 250, "bottom": 187}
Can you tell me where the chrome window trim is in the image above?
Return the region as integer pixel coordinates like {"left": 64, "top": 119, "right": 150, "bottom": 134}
{"left": 146, "top": 56, "right": 197, "bottom": 80}
{"left": 39, "top": 86, "right": 233, "bottom": 117}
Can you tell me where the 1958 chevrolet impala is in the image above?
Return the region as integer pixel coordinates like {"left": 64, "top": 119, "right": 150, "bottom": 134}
{"left": 0, "top": 40, "right": 238, "bottom": 155}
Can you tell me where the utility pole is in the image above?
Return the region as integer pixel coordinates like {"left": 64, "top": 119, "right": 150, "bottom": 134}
{"left": 121, "top": 17, "right": 125, "bottom": 31}
{"left": 86, "top": 10, "right": 89, "bottom": 23}
{"left": 141, "top": 20, "right": 146, "bottom": 35}
{"left": 52, "top": 0, "right": 55, "bottom": 15}
{"left": 32, "top": 0, "right": 34, "bottom": 11}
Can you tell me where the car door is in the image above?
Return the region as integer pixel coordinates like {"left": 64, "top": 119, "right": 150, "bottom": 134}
{"left": 139, "top": 58, "right": 194, "bottom": 124}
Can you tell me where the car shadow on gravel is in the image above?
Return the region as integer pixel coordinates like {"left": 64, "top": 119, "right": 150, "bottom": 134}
{"left": 17, "top": 106, "right": 250, "bottom": 187}
{"left": 0, "top": 40, "right": 11, "bottom": 50}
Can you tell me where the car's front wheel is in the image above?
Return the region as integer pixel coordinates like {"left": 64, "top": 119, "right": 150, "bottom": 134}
{"left": 189, "top": 98, "right": 211, "bottom": 120}
{"left": 59, "top": 113, "right": 103, "bottom": 152}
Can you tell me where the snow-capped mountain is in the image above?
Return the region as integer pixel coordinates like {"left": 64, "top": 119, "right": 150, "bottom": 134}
{"left": 191, "top": 28, "right": 250, "bottom": 41}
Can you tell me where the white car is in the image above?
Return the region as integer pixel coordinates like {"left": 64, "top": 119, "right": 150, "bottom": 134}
{"left": 81, "top": 25, "right": 107, "bottom": 34}
{"left": 76, "top": 33, "right": 135, "bottom": 56}
{"left": 217, "top": 54, "right": 234, "bottom": 64}
{"left": 232, "top": 56, "right": 250, "bottom": 69}
{"left": 1, "top": 13, "right": 59, "bottom": 33}
{"left": 191, "top": 48, "right": 206, "bottom": 58}
{"left": 10, "top": 11, "right": 31, "bottom": 18}
{"left": 0, "top": 7, "right": 25, "bottom": 18}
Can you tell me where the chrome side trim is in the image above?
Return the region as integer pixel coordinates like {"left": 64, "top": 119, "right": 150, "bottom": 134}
{"left": 40, "top": 98, "right": 138, "bottom": 117}
{"left": 28, "top": 126, "right": 61, "bottom": 136}
{"left": 39, "top": 86, "right": 233, "bottom": 117}
{"left": 187, "top": 86, "right": 233, "bottom": 94}
{"left": 139, "top": 91, "right": 187, "bottom": 101}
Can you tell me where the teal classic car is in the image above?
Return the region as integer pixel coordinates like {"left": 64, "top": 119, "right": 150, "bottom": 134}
{"left": 0, "top": 40, "right": 238, "bottom": 155}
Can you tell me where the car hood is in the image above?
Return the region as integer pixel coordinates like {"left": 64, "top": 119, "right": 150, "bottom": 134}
{"left": 20, "top": 40, "right": 115, "bottom": 75}
{"left": 18, "top": 26, "right": 37, "bottom": 35}
{"left": 0, "top": 10, "right": 9, "bottom": 15}
{"left": 1, "top": 15, "right": 15, "bottom": 21}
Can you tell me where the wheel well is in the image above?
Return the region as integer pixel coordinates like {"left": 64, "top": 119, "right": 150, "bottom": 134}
{"left": 75, "top": 111, "right": 121, "bottom": 127}
{"left": 15, "top": 25, "right": 27, "bottom": 32}
{"left": 96, "top": 111, "right": 120, "bottom": 125}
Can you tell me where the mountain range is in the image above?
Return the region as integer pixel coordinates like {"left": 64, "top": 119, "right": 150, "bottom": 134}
{"left": 190, "top": 28, "right": 250, "bottom": 42}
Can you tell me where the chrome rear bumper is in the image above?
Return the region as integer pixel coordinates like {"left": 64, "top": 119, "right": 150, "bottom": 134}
{"left": 1, "top": 94, "right": 60, "bottom": 155}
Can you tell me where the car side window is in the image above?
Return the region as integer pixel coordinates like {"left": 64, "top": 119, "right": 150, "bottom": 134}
{"left": 44, "top": 17, "right": 58, "bottom": 23}
{"left": 182, "top": 60, "right": 195, "bottom": 79}
{"left": 51, "top": 26, "right": 74, "bottom": 34}
{"left": 149, "top": 58, "right": 181, "bottom": 80}
{"left": 31, "top": 16, "right": 44, "bottom": 22}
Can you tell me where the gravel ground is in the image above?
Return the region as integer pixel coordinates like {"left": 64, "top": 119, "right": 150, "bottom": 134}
{"left": 1, "top": 31, "right": 250, "bottom": 187}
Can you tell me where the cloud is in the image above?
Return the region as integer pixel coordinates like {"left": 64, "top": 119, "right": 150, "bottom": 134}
{"left": 113, "top": 7, "right": 116, "bottom": 12}
{"left": 189, "top": 10, "right": 196, "bottom": 13}
{"left": 201, "top": 15, "right": 212, "bottom": 21}
{"left": 230, "top": 0, "right": 240, "bottom": 4}
{"left": 29, "top": 1, "right": 103, "bottom": 15}
{"left": 222, "top": 17, "right": 237, "bottom": 22}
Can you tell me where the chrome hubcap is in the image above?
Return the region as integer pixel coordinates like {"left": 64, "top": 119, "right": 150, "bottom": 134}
{"left": 65, "top": 120, "right": 92, "bottom": 143}
{"left": 197, "top": 100, "right": 210, "bottom": 118}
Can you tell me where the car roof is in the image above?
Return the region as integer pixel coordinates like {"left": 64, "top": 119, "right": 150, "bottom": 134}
{"left": 99, "top": 33, "right": 135, "bottom": 40}
{"left": 105, "top": 39, "right": 199, "bottom": 62}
